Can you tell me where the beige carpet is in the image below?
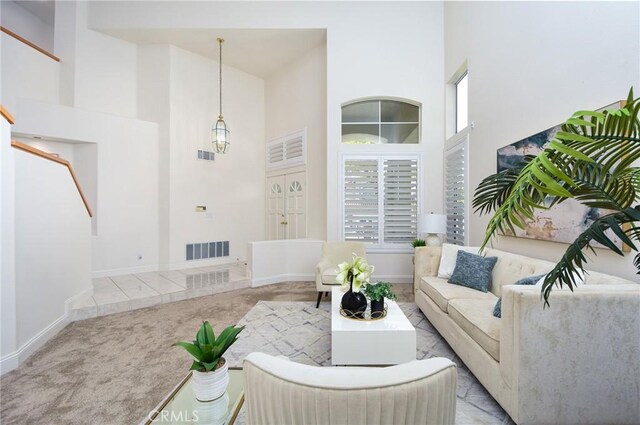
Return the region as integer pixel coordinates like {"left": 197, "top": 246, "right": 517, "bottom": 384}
{"left": 0, "top": 282, "right": 414, "bottom": 424}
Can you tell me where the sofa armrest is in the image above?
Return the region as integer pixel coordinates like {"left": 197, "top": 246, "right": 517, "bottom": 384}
{"left": 500, "top": 283, "right": 640, "bottom": 425}
{"left": 413, "top": 246, "right": 442, "bottom": 292}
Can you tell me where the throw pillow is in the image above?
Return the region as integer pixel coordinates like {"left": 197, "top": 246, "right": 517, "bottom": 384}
{"left": 493, "top": 274, "right": 545, "bottom": 318}
{"left": 437, "top": 243, "right": 482, "bottom": 278}
{"left": 448, "top": 250, "right": 498, "bottom": 293}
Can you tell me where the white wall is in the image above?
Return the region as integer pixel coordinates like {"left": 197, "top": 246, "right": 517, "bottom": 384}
{"left": 0, "top": 1, "right": 54, "bottom": 52}
{"left": 0, "top": 32, "right": 60, "bottom": 115}
{"left": 88, "top": 0, "right": 445, "bottom": 280}
{"left": 248, "top": 239, "right": 324, "bottom": 286}
{"left": 137, "top": 44, "right": 266, "bottom": 269}
{"left": 13, "top": 149, "right": 91, "bottom": 348}
{"left": 265, "top": 42, "right": 327, "bottom": 240}
{"left": 0, "top": 116, "right": 17, "bottom": 360}
{"left": 72, "top": 2, "right": 138, "bottom": 118}
{"left": 12, "top": 99, "right": 160, "bottom": 277}
{"left": 444, "top": 1, "right": 640, "bottom": 280}
{"left": 167, "top": 46, "right": 265, "bottom": 267}
{"left": 137, "top": 44, "right": 171, "bottom": 266}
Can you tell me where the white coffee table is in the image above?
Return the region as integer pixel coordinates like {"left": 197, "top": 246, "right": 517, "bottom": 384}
{"left": 331, "top": 286, "right": 416, "bottom": 365}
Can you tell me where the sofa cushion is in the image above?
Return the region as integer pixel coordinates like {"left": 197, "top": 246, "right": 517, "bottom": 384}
{"left": 320, "top": 269, "right": 339, "bottom": 284}
{"left": 437, "top": 244, "right": 482, "bottom": 278}
{"left": 485, "top": 248, "right": 555, "bottom": 297}
{"left": 493, "top": 274, "right": 544, "bottom": 318}
{"left": 448, "top": 251, "right": 498, "bottom": 292}
{"left": 420, "top": 276, "right": 498, "bottom": 313}
{"left": 449, "top": 298, "right": 501, "bottom": 361}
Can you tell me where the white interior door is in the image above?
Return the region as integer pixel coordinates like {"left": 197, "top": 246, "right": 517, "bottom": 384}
{"left": 285, "top": 171, "right": 306, "bottom": 239}
{"left": 266, "top": 175, "right": 285, "bottom": 240}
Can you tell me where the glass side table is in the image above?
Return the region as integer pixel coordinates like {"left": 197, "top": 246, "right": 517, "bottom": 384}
{"left": 144, "top": 368, "right": 244, "bottom": 425}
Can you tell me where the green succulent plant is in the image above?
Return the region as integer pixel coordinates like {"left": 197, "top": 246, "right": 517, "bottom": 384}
{"left": 473, "top": 88, "right": 640, "bottom": 306}
{"left": 174, "top": 321, "right": 244, "bottom": 372}
{"left": 412, "top": 239, "right": 427, "bottom": 248}
{"left": 363, "top": 281, "right": 397, "bottom": 302}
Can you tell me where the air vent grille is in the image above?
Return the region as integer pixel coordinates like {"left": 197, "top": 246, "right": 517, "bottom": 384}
{"left": 186, "top": 241, "right": 229, "bottom": 260}
{"left": 197, "top": 150, "right": 215, "bottom": 161}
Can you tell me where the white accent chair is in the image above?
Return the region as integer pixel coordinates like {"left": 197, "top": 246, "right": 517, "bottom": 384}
{"left": 315, "top": 241, "right": 367, "bottom": 308}
{"left": 243, "top": 352, "right": 457, "bottom": 425}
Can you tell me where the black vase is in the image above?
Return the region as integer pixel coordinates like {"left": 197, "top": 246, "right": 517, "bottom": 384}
{"left": 341, "top": 278, "right": 367, "bottom": 319}
{"left": 370, "top": 298, "right": 385, "bottom": 318}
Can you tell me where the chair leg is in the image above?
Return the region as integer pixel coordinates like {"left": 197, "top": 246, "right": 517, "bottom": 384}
{"left": 325, "top": 291, "right": 329, "bottom": 297}
{"left": 316, "top": 292, "right": 323, "bottom": 308}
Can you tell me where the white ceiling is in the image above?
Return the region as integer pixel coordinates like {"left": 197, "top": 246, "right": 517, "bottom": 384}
{"left": 102, "top": 28, "right": 326, "bottom": 78}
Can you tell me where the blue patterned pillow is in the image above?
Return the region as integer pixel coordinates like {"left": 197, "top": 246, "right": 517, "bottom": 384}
{"left": 493, "top": 274, "right": 544, "bottom": 318}
{"left": 448, "top": 250, "right": 498, "bottom": 293}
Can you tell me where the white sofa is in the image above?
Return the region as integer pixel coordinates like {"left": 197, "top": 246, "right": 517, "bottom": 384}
{"left": 414, "top": 246, "right": 640, "bottom": 425}
{"left": 243, "top": 352, "right": 457, "bottom": 425}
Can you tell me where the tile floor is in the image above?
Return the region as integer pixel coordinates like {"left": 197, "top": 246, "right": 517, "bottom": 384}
{"left": 70, "top": 262, "right": 250, "bottom": 320}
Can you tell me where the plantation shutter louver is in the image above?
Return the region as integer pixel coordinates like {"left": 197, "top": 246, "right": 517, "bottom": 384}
{"left": 266, "top": 129, "right": 307, "bottom": 170}
{"left": 268, "top": 140, "right": 284, "bottom": 165}
{"left": 285, "top": 136, "right": 304, "bottom": 161}
{"left": 383, "top": 159, "right": 418, "bottom": 244}
{"left": 445, "top": 141, "right": 467, "bottom": 246}
{"left": 344, "top": 160, "right": 379, "bottom": 243}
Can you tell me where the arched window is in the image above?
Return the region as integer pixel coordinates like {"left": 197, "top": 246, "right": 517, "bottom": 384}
{"left": 341, "top": 98, "right": 420, "bottom": 144}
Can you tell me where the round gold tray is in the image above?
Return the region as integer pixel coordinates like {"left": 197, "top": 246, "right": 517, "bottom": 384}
{"left": 340, "top": 303, "right": 388, "bottom": 321}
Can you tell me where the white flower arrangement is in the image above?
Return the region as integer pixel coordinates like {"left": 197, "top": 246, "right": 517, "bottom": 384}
{"left": 335, "top": 253, "right": 374, "bottom": 293}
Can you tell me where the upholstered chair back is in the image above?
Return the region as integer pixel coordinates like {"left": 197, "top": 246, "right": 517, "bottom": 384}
{"left": 244, "top": 352, "right": 457, "bottom": 425}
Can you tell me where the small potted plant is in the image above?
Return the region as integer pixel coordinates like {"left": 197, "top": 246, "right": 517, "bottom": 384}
{"left": 412, "top": 239, "right": 426, "bottom": 248}
{"left": 175, "top": 321, "right": 244, "bottom": 402}
{"left": 363, "top": 282, "right": 397, "bottom": 318}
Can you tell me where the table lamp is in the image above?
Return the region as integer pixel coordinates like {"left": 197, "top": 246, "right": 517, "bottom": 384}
{"left": 418, "top": 213, "right": 447, "bottom": 246}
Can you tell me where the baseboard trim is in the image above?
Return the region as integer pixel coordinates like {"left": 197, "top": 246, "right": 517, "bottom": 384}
{"left": 91, "top": 264, "right": 158, "bottom": 278}
{"left": 0, "top": 286, "right": 92, "bottom": 375}
{"left": 251, "top": 273, "right": 315, "bottom": 287}
{"left": 0, "top": 312, "right": 69, "bottom": 375}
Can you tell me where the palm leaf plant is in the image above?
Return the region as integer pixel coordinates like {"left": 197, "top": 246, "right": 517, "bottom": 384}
{"left": 473, "top": 88, "right": 639, "bottom": 305}
{"left": 174, "top": 321, "right": 244, "bottom": 372}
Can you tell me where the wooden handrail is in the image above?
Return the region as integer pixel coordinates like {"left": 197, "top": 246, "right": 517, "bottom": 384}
{"left": 1, "top": 26, "right": 60, "bottom": 62}
{"left": 1, "top": 104, "right": 15, "bottom": 124}
{"left": 11, "top": 140, "right": 93, "bottom": 217}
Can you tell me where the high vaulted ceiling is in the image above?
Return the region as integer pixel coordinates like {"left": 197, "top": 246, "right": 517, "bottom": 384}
{"left": 101, "top": 28, "right": 326, "bottom": 79}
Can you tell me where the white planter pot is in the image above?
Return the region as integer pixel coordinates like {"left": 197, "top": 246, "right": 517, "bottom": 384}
{"left": 191, "top": 359, "right": 229, "bottom": 402}
{"left": 195, "top": 393, "right": 230, "bottom": 425}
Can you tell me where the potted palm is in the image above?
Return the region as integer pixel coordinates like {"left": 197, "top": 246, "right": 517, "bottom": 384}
{"left": 174, "top": 321, "right": 244, "bottom": 401}
{"left": 363, "top": 281, "right": 397, "bottom": 318}
{"left": 473, "top": 88, "right": 639, "bottom": 305}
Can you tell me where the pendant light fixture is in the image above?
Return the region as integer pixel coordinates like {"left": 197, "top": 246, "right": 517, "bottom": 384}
{"left": 212, "top": 38, "right": 230, "bottom": 154}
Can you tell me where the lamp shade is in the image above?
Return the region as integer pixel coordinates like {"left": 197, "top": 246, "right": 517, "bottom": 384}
{"left": 418, "top": 213, "right": 447, "bottom": 234}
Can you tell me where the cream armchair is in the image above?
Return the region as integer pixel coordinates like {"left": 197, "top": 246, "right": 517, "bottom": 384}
{"left": 315, "top": 241, "right": 366, "bottom": 308}
{"left": 243, "top": 352, "right": 457, "bottom": 425}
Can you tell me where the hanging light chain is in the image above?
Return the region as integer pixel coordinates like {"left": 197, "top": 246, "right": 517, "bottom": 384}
{"left": 217, "top": 38, "right": 223, "bottom": 119}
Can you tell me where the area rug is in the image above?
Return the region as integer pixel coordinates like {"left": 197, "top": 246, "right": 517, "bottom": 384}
{"left": 226, "top": 301, "right": 514, "bottom": 425}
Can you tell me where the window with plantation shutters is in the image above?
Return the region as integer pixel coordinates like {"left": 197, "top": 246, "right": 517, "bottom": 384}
{"left": 383, "top": 159, "right": 418, "bottom": 244}
{"left": 342, "top": 155, "right": 420, "bottom": 251}
{"left": 344, "top": 159, "right": 379, "bottom": 243}
{"left": 444, "top": 137, "right": 468, "bottom": 246}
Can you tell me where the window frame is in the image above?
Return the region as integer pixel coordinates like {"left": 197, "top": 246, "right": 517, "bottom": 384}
{"left": 454, "top": 71, "right": 469, "bottom": 134}
{"left": 341, "top": 97, "right": 422, "bottom": 145}
{"left": 340, "top": 153, "right": 422, "bottom": 253}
